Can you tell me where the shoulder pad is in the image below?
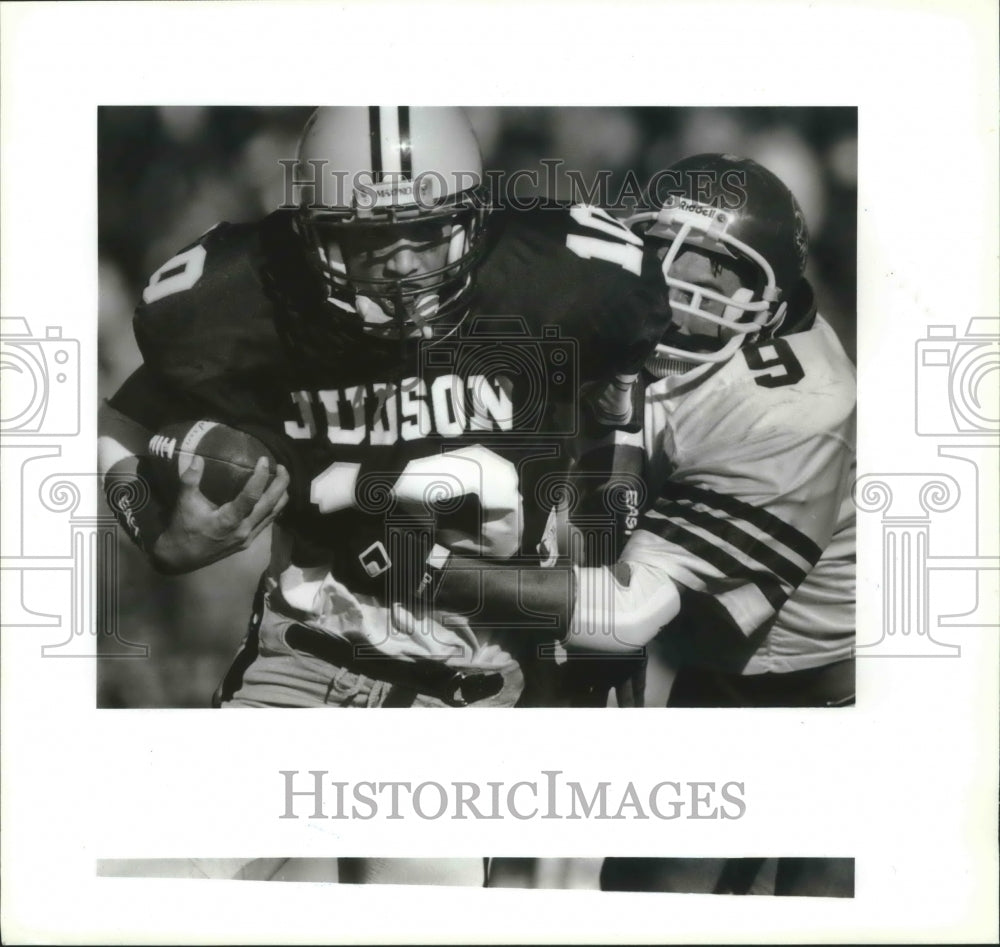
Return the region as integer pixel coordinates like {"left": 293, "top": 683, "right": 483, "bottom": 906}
{"left": 133, "top": 217, "right": 288, "bottom": 415}
{"left": 478, "top": 206, "right": 668, "bottom": 381}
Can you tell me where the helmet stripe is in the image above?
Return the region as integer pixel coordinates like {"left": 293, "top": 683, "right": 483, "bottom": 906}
{"left": 398, "top": 106, "right": 412, "bottom": 179}
{"left": 376, "top": 106, "right": 402, "bottom": 177}
{"left": 368, "top": 106, "right": 383, "bottom": 182}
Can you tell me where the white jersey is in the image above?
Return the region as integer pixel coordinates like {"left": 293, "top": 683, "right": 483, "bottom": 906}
{"left": 625, "top": 314, "right": 856, "bottom": 674}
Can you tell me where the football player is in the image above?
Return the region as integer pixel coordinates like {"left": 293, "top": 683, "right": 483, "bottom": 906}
{"left": 98, "top": 106, "right": 668, "bottom": 714}
{"left": 99, "top": 106, "right": 671, "bottom": 889}
{"left": 425, "top": 152, "right": 855, "bottom": 703}
{"left": 420, "top": 152, "right": 855, "bottom": 894}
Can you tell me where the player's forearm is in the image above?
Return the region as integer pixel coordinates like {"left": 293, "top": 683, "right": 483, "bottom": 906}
{"left": 98, "top": 400, "right": 153, "bottom": 473}
{"left": 429, "top": 554, "right": 680, "bottom": 654}
{"left": 433, "top": 556, "right": 576, "bottom": 629}
{"left": 98, "top": 401, "right": 169, "bottom": 556}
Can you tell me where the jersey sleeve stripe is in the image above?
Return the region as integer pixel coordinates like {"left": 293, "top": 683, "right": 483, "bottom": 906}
{"left": 665, "top": 483, "right": 823, "bottom": 564}
{"left": 650, "top": 501, "right": 809, "bottom": 588}
{"left": 677, "top": 497, "right": 815, "bottom": 573}
{"left": 648, "top": 520, "right": 790, "bottom": 614}
{"left": 655, "top": 514, "right": 797, "bottom": 600}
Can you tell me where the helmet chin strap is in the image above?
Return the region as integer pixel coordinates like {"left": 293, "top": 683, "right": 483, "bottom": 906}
{"left": 410, "top": 293, "right": 440, "bottom": 340}
{"left": 764, "top": 300, "right": 788, "bottom": 337}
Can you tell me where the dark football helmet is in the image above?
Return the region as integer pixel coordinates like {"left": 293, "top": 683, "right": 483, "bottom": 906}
{"left": 626, "top": 153, "right": 810, "bottom": 364}
{"left": 294, "top": 107, "right": 491, "bottom": 341}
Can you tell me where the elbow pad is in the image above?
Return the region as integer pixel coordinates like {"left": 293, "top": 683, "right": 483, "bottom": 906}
{"left": 568, "top": 560, "right": 680, "bottom": 652}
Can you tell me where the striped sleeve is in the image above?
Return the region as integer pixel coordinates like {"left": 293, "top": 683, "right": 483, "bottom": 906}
{"left": 636, "top": 483, "right": 823, "bottom": 636}
{"left": 626, "top": 408, "right": 854, "bottom": 638}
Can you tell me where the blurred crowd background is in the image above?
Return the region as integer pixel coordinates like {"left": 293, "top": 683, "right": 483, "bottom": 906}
{"left": 98, "top": 106, "right": 857, "bottom": 708}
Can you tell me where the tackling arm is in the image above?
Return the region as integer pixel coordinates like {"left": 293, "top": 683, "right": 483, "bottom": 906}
{"left": 428, "top": 545, "right": 681, "bottom": 654}
{"left": 425, "top": 391, "right": 680, "bottom": 653}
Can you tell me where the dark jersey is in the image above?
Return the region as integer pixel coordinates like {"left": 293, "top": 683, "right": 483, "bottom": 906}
{"left": 111, "top": 205, "right": 669, "bottom": 638}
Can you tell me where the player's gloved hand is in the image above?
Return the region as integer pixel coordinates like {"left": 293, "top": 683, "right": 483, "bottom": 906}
{"left": 150, "top": 456, "right": 290, "bottom": 574}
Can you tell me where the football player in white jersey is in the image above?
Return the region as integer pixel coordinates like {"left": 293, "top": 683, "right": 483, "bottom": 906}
{"left": 604, "top": 154, "right": 855, "bottom": 897}
{"left": 615, "top": 152, "right": 856, "bottom": 703}
{"left": 422, "top": 153, "right": 856, "bottom": 895}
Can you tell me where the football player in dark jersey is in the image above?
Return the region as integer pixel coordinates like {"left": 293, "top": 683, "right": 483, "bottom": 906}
{"left": 98, "top": 107, "right": 668, "bottom": 716}
{"left": 99, "top": 106, "right": 671, "bottom": 888}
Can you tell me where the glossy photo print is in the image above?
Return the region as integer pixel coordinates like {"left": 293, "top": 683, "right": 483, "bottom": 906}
{"left": 96, "top": 105, "right": 858, "bottom": 713}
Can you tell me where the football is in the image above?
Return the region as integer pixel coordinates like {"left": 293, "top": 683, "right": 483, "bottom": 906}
{"left": 146, "top": 420, "right": 276, "bottom": 507}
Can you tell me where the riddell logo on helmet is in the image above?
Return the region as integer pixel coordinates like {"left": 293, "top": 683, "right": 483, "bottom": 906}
{"left": 670, "top": 198, "right": 721, "bottom": 218}
{"left": 649, "top": 169, "right": 748, "bottom": 210}
{"left": 353, "top": 175, "right": 434, "bottom": 211}
{"left": 279, "top": 160, "right": 484, "bottom": 212}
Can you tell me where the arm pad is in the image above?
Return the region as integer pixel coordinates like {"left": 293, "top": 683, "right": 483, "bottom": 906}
{"left": 427, "top": 540, "right": 680, "bottom": 653}
{"left": 434, "top": 555, "right": 576, "bottom": 629}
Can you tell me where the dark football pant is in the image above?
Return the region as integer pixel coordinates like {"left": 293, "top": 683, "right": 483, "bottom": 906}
{"left": 666, "top": 657, "right": 855, "bottom": 708}
{"left": 537, "top": 653, "right": 647, "bottom": 708}
{"left": 600, "top": 857, "right": 854, "bottom": 896}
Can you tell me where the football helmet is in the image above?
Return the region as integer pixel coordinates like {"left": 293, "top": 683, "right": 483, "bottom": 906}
{"left": 626, "top": 154, "right": 809, "bottom": 364}
{"left": 294, "top": 107, "right": 490, "bottom": 341}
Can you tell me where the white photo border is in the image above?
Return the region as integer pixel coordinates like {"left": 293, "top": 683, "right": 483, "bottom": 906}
{"left": 1, "top": 1, "right": 997, "bottom": 944}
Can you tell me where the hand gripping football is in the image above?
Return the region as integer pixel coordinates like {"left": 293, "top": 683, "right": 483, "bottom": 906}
{"left": 147, "top": 420, "right": 276, "bottom": 507}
